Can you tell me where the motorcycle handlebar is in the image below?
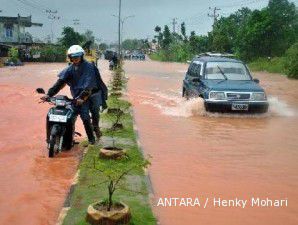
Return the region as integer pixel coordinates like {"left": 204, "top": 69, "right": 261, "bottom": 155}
{"left": 40, "top": 96, "right": 75, "bottom": 105}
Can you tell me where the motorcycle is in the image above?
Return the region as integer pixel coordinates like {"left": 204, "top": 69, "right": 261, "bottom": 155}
{"left": 36, "top": 88, "right": 80, "bottom": 158}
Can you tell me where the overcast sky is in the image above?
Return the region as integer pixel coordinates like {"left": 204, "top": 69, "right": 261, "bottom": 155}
{"left": 1, "top": 0, "right": 297, "bottom": 43}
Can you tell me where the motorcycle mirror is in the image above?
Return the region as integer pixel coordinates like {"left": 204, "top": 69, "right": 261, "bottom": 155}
{"left": 36, "top": 88, "right": 45, "bottom": 94}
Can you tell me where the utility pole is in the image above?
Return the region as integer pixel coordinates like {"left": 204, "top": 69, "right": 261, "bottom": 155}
{"left": 172, "top": 17, "right": 178, "bottom": 33}
{"left": 118, "top": 0, "right": 122, "bottom": 58}
{"left": 208, "top": 7, "right": 221, "bottom": 27}
{"left": 46, "top": 10, "right": 59, "bottom": 43}
{"left": 112, "top": 14, "right": 135, "bottom": 54}
{"left": 121, "top": 15, "right": 135, "bottom": 44}
{"left": 73, "top": 19, "right": 80, "bottom": 32}
{"left": 17, "top": 14, "right": 20, "bottom": 44}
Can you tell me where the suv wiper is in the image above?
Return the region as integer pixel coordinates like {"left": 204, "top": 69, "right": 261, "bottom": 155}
{"left": 217, "top": 66, "right": 228, "bottom": 80}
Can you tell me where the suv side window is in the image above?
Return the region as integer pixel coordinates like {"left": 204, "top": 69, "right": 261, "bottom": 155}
{"left": 187, "top": 63, "right": 194, "bottom": 76}
{"left": 189, "top": 62, "right": 202, "bottom": 78}
{"left": 193, "top": 64, "right": 201, "bottom": 77}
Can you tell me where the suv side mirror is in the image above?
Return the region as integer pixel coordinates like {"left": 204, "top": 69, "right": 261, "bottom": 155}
{"left": 253, "top": 78, "right": 260, "bottom": 84}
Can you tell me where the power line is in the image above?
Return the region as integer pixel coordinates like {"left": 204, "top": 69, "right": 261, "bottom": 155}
{"left": 17, "top": 0, "right": 45, "bottom": 11}
{"left": 182, "top": 11, "right": 207, "bottom": 23}
{"left": 12, "top": 0, "right": 40, "bottom": 14}
{"left": 25, "top": 0, "right": 52, "bottom": 10}
{"left": 13, "top": 0, "right": 49, "bottom": 16}
{"left": 217, "top": 0, "right": 267, "bottom": 9}
{"left": 14, "top": 0, "right": 58, "bottom": 16}
{"left": 21, "top": 0, "right": 47, "bottom": 10}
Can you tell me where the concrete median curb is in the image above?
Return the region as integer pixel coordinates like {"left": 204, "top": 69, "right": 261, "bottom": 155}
{"left": 56, "top": 146, "right": 88, "bottom": 225}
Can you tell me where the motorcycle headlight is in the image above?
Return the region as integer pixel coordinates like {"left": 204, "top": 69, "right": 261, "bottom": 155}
{"left": 56, "top": 99, "right": 66, "bottom": 106}
{"left": 209, "top": 91, "right": 226, "bottom": 100}
{"left": 251, "top": 92, "right": 266, "bottom": 101}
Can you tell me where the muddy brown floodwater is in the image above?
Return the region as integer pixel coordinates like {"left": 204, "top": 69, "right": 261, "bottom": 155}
{"left": 0, "top": 60, "right": 109, "bottom": 225}
{"left": 125, "top": 60, "right": 298, "bottom": 225}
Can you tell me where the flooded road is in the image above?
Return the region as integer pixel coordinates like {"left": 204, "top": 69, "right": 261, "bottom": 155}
{"left": 0, "top": 61, "right": 109, "bottom": 225}
{"left": 125, "top": 60, "right": 298, "bottom": 225}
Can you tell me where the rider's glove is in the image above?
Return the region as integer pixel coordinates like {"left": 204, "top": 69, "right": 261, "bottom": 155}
{"left": 75, "top": 98, "right": 84, "bottom": 106}
{"left": 40, "top": 95, "right": 49, "bottom": 102}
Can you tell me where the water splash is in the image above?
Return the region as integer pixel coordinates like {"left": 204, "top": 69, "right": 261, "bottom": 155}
{"left": 141, "top": 91, "right": 206, "bottom": 117}
{"left": 140, "top": 90, "right": 296, "bottom": 118}
{"left": 268, "top": 96, "right": 296, "bottom": 117}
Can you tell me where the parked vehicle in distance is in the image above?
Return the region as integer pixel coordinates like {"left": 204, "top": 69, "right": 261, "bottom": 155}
{"left": 104, "top": 50, "right": 117, "bottom": 60}
{"left": 131, "top": 50, "right": 145, "bottom": 61}
{"left": 4, "top": 59, "right": 24, "bottom": 66}
{"left": 123, "top": 50, "right": 132, "bottom": 60}
{"left": 182, "top": 53, "right": 269, "bottom": 113}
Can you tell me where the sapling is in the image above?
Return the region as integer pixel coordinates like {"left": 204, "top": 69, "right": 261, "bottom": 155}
{"left": 89, "top": 151, "right": 151, "bottom": 211}
{"left": 106, "top": 99, "right": 129, "bottom": 131}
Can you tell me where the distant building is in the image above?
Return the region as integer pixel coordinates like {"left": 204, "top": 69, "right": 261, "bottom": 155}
{"left": 0, "top": 14, "right": 43, "bottom": 44}
{"left": 0, "top": 43, "right": 11, "bottom": 57}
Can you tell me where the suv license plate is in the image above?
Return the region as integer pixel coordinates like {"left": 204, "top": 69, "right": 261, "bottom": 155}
{"left": 232, "top": 103, "right": 249, "bottom": 111}
{"left": 49, "top": 115, "right": 67, "bottom": 122}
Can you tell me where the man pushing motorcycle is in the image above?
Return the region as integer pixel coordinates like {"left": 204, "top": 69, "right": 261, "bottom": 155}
{"left": 41, "top": 45, "right": 107, "bottom": 145}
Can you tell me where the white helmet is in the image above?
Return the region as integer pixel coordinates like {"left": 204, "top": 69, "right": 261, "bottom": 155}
{"left": 67, "top": 45, "right": 85, "bottom": 58}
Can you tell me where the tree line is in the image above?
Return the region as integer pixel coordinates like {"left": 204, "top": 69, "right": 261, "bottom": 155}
{"left": 151, "top": 0, "right": 298, "bottom": 77}
{"left": 27, "top": 27, "right": 105, "bottom": 62}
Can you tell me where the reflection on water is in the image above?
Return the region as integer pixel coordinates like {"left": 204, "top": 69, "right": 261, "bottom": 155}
{"left": 0, "top": 62, "right": 112, "bottom": 225}
{"left": 125, "top": 60, "right": 298, "bottom": 225}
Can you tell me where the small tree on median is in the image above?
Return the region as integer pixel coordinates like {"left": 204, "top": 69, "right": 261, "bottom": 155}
{"left": 88, "top": 147, "right": 151, "bottom": 211}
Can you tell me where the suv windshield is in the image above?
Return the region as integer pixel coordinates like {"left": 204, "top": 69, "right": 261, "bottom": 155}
{"left": 205, "top": 61, "right": 251, "bottom": 80}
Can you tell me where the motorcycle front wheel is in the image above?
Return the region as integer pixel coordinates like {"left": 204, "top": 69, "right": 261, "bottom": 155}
{"left": 49, "top": 135, "right": 56, "bottom": 158}
{"left": 49, "top": 135, "right": 61, "bottom": 158}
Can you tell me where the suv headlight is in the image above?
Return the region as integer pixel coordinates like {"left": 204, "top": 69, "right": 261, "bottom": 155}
{"left": 56, "top": 99, "right": 66, "bottom": 106}
{"left": 209, "top": 91, "right": 226, "bottom": 100}
{"left": 251, "top": 92, "right": 266, "bottom": 101}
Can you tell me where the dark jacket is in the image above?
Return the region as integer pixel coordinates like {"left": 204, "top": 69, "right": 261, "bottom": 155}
{"left": 47, "top": 60, "right": 104, "bottom": 100}
{"left": 92, "top": 64, "right": 108, "bottom": 102}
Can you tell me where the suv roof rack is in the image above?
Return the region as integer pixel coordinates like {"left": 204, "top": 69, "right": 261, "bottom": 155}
{"left": 196, "top": 52, "right": 235, "bottom": 58}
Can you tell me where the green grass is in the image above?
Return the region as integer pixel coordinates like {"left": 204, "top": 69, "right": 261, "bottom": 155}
{"left": 149, "top": 50, "right": 192, "bottom": 62}
{"left": 63, "top": 96, "right": 156, "bottom": 225}
{"left": 149, "top": 52, "right": 166, "bottom": 62}
{"left": 151, "top": 52, "right": 289, "bottom": 77}
{"left": 248, "top": 57, "right": 286, "bottom": 75}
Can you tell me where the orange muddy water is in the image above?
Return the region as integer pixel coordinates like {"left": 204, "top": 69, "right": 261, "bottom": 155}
{"left": 0, "top": 61, "right": 109, "bottom": 225}
{"left": 125, "top": 60, "right": 298, "bottom": 225}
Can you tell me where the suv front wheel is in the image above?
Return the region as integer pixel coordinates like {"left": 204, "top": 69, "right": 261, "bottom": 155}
{"left": 183, "top": 88, "right": 190, "bottom": 100}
